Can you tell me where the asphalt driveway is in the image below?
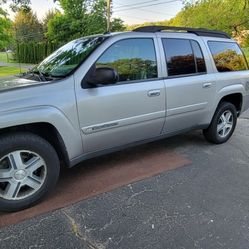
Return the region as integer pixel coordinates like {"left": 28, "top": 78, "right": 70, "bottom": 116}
{"left": 0, "top": 110, "right": 249, "bottom": 249}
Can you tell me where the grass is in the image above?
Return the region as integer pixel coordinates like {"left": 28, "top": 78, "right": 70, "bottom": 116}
{"left": 0, "top": 52, "right": 15, "bottom": 63}
{"left": 0, "top": 66, "right": 23, "bottom": 77}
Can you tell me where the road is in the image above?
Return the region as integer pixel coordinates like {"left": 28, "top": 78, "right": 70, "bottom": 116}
{"left": 0, "top": 110, "right": 249, "bottom": 249}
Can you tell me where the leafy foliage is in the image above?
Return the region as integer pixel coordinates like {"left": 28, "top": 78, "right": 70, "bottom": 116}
{"left": 47, "top": 0, "right": 125, "bottom": 43}
{"left": 16, "top": 42, "right": 58, "bottom": 63}
{"left": 0, "top": 0, "right": 30, "bottom": 11}
{"left": 14, "top": 9, "right": 44, "bottom": 42}
{"left": 0, "top": 10, "right": 13, "bottom": 50}
{"left": 0, "top": 0, "right": 32, "bottom": 50}
{"left": 126, "top": 0, "right": 249, "bottom": 46}
{"left": 42, "top": 9, "right": 59, "bottom": 34}
{"left": 170, "top": 0, "right": 249, "bottom": 35}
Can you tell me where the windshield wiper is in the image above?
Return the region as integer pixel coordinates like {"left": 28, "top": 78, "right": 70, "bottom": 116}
{"left": 31, "top": 69, "right": 47, "bottom": 81}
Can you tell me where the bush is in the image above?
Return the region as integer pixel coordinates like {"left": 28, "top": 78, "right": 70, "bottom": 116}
{"left": 15, "top": 42, "right": 59, "bottom": 64}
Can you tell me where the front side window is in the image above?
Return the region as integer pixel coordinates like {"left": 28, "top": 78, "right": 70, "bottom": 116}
{"left": 162, "top": 38, "right": 206, "bottom": 76}
{"left": 96, "top": 38, "right": 158, "bottom": 82}
{"left": 208, "top": 41, "right": 248, "bottom": 72}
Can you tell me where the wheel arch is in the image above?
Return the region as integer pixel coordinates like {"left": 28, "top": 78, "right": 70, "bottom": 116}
{"left": 0, "top": 122, "right": 70, "bottom": 168}
{"left": 218, "top": 92, "right": 243, "bottom": 115}
{"left": 0, "top": 106, "right": 83, "bottom": 165}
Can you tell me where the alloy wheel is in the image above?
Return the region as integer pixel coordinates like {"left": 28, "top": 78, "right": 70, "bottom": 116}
{"left": 217, "top": 110, "right": 234, "bottom": 138}
{"left": 0, "top": 150, "right": 47, "bottom": 200}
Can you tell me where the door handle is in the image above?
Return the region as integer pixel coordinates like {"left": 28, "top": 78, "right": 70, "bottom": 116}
{"left": 148, "top": 89, "right": 160, "bottom": 97}
{"left": 203, "top": 83, "right": 212, "bottom": 88}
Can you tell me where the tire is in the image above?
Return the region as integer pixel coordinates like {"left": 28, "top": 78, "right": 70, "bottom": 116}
{"left": 203, "top": 102, "right": 237, "bottom": 144}
{"left": 0, "top": 132, "right": 60, "bottom": 212}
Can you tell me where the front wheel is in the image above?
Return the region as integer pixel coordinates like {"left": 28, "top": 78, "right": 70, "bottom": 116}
{"left": 0, "top": 133, "right": 60, "bottom": 212}
{"left": 203, "top": 102, "right": 237, "bottom": 144}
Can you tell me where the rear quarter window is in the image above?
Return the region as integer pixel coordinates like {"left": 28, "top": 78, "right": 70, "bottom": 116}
{"left": 208, "top": 41, "right": 248, "bottom": 72}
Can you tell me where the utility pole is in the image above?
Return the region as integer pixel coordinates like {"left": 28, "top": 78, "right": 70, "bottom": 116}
{"left": 107, "top": 0, "right": 111, "bottom": 32}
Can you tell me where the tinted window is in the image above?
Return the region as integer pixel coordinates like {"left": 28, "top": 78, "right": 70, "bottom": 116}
{"left": 191, "top": 40, "right": 206, "bottom": 73}
{"left": 208, "top": 41, "right": 248, "bottom": 72}
{"left": 96, "top": 38, "right": 157, "bottom": 82}
{"left": 162, "top": 39, "right": 196, "bottom": 76}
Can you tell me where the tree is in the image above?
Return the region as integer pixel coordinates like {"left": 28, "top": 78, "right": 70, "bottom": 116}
{"left": 169, "top": 0, "right": 249, "bottom": 35}
{"left": 0, "top": 0, "right": 30, "bottom": 11}
{"left": 14, "top": 9, "right": 44, "bottom": 42}
{"left": 47, "top": 0, "right": 125, "bottom": 43}
{"left": 0, "top": 9, "right": 12, "bottom": 50}
{"left": 43, "top": 9, "right": 59, "bottom": 34}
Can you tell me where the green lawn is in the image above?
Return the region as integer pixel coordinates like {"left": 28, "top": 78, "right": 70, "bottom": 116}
{"left": 0, "top": 66, "right": 23, "bottom": 77}
{"left": 0, "top": 52, "right": 15, "bottom": 63}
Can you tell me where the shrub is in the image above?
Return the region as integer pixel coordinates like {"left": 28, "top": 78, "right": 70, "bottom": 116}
{"left": 15, "top": 42, "right": 59, "bottom": 64}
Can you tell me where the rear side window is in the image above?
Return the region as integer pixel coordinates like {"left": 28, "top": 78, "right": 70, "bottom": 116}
{"left": 162, "top": 38, "right": 206, "bottom": 76}
{"left": 208, "top": 41, "right": 248, "bottom": 72}
{"left": 96, "top": 38, "right": 157, "bottom": 83}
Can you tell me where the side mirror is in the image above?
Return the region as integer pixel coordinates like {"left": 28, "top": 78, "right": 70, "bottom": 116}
{"left": 86, "top": 67, "right": 118, "bottom": 86}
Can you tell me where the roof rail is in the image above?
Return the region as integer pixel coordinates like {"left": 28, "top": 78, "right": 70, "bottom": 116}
{"left": 132, "top": 26, "right": 230, "bottom": 39}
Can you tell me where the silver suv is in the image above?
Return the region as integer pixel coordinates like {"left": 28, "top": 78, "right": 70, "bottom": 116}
{"left": 0, "top": 26, "right": 249, "bottom": 211}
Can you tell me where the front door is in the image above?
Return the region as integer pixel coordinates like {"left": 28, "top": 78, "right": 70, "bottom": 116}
{"left": 75, "top": 37, "right": 166, "bottom": 153}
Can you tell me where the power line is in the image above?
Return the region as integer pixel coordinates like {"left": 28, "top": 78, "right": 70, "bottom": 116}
{"left": 114, "top": 2, "right": 175, "bottom": 17}
{"left": 137, "top": 8, "right": 175, "bottom": 17}
{"left": 114, "top": 13, "right": 155, "bottom": 22}
{"left": 117, "top": 5, "right": 174, "bottom": 17}
{"left": 114, "top": 0, "right": 181, "bottom": 12}
{"left": 113, "top": 0, "right": 165, "bottom": 10}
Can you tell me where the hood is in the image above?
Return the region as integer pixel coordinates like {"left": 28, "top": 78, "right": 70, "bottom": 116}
{"left": 0, "top": 76, "right": 42, "bottom": 92}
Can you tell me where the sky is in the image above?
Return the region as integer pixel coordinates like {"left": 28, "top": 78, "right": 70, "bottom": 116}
{"left": 6, "top": 0, "right": 183, "bottom": 25}
{"left": 112, "top": 0, "right": 183, "bottom": 24}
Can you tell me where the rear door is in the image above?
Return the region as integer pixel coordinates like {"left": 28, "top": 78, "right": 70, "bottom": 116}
{"left": 75, "top": 36, "right": 166, "bottom": 153}
{"left": 157, "top": 35, "right": 217, "bottom": 133}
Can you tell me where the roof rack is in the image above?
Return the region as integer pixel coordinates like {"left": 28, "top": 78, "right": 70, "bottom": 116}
{"left": 132, "top": 26, "right": 230, "bottom": 39}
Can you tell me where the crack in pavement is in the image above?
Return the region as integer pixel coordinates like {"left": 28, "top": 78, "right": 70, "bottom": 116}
{"left": 62, "top": 210, "right": 107, "bottom": 249}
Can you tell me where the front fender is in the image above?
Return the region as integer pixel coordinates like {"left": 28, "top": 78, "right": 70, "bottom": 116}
{"left": 0, "top": 105, "right": 83, "bottom": 159}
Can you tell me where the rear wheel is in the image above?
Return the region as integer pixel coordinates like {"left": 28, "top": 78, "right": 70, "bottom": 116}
{"left": 203, "top": 102, "right": 237, "bottom": 144}
{"left": 0, "top": 133, "right": 60, "bottom": 212}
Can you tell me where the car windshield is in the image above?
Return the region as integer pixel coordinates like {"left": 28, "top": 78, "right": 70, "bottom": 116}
{"left": 34, "top": 35, "right": 107, "bottom": 78}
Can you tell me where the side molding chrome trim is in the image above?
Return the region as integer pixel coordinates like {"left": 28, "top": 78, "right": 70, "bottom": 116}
{"left": 83, "top": 122, "right": 119, "bottom": 134}
{"left": 82, "top": 111, "right": 165, "bottom": 135}
{"left": 167, "top": 102, "right": 208, "bottom": 116}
